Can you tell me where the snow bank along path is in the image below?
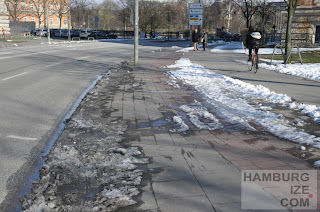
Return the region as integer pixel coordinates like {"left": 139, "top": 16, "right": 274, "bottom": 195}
{"left": 207, "top": 42, "right": 320, "bottom": 83}
{"left": 166, "top": 58, "right": 320, "bottom": 148}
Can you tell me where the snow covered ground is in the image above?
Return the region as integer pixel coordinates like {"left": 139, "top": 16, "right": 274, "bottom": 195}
{"left": 260, "top": 61, "right": 320, "bottom": 82}
{"left": 165, "top": 58, "right": 320, "bottom": 148}
{"left": 209, "top": 41, "right": 320, "bottom": 55}
{"left": 206, "top": 41, "right": 320, "bottom": 84}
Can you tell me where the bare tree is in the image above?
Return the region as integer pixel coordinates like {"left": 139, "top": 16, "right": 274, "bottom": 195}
{"left": 147, "top": 2, "right": 162, "bottom": 34}
{"left": 30, "top": 0, "right": 45, "bottom": 27}
{"left": 170, "top": 0, "right": 188, "bottom": 32}
{"left": 70, "top": 0, "right": 92, "bottom": 29}
{"left": 222, "top": 0, "right": 236, "bottom": 32}
{"left": 255, "top": 0, "right": 275, "bottom": 42}
{"left": 117, "top": 0, "right": 133, "bottom": 35}
{"left": 56, "top": 0, "right": 68, "bottom": 29}
{"left": 5, "top": 0, "right": 23, "bottom": 21}
{"left": 99, "top": 0, "right": 119, "bottom": 30}
{"left": 203, "top": 1, "right": 222, "bottom": 33}
{"left": 138, "top": 0, "right": 150, "bottom": 36}
{"left": 164, "top": 3, "right": 177, "bottom": 40}
{"left": 234, "top": 0, "right": 257, "bottom": 28}
{"left": 284, "top": 0, "right": 299, "bottom": 61}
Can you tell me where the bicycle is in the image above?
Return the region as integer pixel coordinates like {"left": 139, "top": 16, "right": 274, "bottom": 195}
{"left": 247, "top": 46, "right": 259, "bottom": 73}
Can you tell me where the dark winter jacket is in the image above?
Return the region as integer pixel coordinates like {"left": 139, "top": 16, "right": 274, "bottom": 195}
{"left": 246, "top": 27, "right": 260, "bottom": 48}
{"left": 192, "top": 31, "right": 200, "bottom": 42}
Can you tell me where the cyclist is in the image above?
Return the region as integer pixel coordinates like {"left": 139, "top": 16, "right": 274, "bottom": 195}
{"left": 246, "top": 26, "right": 261, "bottom": 61}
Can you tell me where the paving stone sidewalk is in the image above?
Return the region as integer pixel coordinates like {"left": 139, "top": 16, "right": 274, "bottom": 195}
{"left": 111, "top": 49, "right": 320, "bottom": 212}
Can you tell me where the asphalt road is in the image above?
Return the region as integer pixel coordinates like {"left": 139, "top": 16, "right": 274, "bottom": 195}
{"left": 0, "top": 39, "right": 172, "bottom": 211}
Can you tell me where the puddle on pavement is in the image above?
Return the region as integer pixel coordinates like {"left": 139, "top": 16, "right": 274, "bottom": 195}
{"left": 139, "top": 167, "right": 162, "bottom": 174}
{"left": 137, "top": 122, "right": 151, "bottom": 129}
{"left": 151, "top": 119, "right": 169, "bottom": 127}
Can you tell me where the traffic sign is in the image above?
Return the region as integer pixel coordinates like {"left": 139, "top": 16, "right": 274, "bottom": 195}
{"left": 189, "top": 15, "right": 203, "bottom": 26}
{"left": 94, "top": 16, "right": 99, "bottom": 23}
{"left": 189, "top": 3, "right": 203, "bottom": 9}
{"left": 189, "top": 8, "right": 203, "bottom": 15}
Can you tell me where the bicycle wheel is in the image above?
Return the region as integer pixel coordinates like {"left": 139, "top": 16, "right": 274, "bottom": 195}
{"left": 252, "top": 54, "right": 259, "bottom": 73}
{"left": 247, "top": 58, "right": 253, "bottom": 71}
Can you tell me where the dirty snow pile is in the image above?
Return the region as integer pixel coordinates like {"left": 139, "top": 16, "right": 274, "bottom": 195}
{"left": 165, "top": 75, "right": 181, "bottom": 89}
{"left": 170, "top": 116, "right": 189, "bottom": 132}
{"left": 179, "top": 101, "right": 222, "bottom": 131}
{"left": 259, "top": 61, "right": 320, "bottom": 82}
{"left": 21, "top": 62, "right": 147, "bottom": 211}
{"left": 166, "top": 58, "right": 320, "bottom": 148}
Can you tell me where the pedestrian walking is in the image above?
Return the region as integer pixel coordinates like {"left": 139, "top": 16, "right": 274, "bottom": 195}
{"left": 192, "top": 29, "right": 200, "bottom": 51}
{"left": 201, "top": 31, "right": 207, "bottom": 51}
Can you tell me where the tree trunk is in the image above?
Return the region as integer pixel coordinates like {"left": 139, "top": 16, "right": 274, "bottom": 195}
{"left": 285, "top": 4, "right": 294, "bottom": 62}
{"left": 226, "top": 0, "right": 232, "bottom": 32}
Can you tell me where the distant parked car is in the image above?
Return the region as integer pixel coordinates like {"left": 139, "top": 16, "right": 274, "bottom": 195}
{"left": 49, "top": 29, "right": 58, "bottom": 37}
{"left": 55, "top": 30, "right": 64, "bottom": 37}
{"left": 220, "top": 31, "right": 232, "bottom": 40}
{"left": 106, "top": 33, "right": 117, "bottom": 39}
{"left": 30, "top": 30, "right": 36, "bottom": 36}
{"left": 25, "top": 30, "right": 35, "bottom": 36}
{"left": 61, "top": 30, "right": 73, "bottom": 38}
{"left": 89, "top": 31, "right": 107, "bottom": 39}
{"left": 80, "top": 30, "right": 92, "bottom": 38}
{"left": 72, "top": 30, "right": 80, "bottom": 37}
{"left": 35, "top": 29, "right": 48, "bottom": 37}
{"left": 232, "top": 33, "right": 241, "bottom": 41}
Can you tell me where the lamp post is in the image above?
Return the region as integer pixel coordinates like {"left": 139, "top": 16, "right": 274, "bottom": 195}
{"left": 46, "top": 4, "right": 51, "bottom": 44}
{"left": 134, "top": 0, "right": 139, "bottom": 65}
{"left": 68, "top": 9, "right": 71, "bottom": 41}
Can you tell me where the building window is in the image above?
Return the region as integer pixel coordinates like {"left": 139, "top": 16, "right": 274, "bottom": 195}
{"left": 49, "top": 2, "right": 53, "bottom": 14}
{"left": 56, "top": 3, "right": 60, "bottom": 14}
{"left": 57, "top": 18, "right": 60, "bottom": 26}
{"left": 50, "top": 18, "right": 53, "bottom": 25}
{"left": 314, "top": 0, "right": 320, "bottom": 5}
{"left": 63, "top": 4, "right": 67, "bottom": 13}
{"left": 39, "top": 5, "right": 42, "bottom": 13}
{"left": 24, "top": 17, "right": 27, "bottom": 22}
{"left": 22, "top": 1, "right": 27, "bottom": 11}
{"left": 31, "top": 17, "right": 35, "bottom": 22}
{"left": 64, "top": 19, "right": 67, "bottom": 25}
{"left": 30, "top": 3, "right": 34, "bottom": 12}
{"left": 39, "top": 18, "right": 42, "bottom": 25}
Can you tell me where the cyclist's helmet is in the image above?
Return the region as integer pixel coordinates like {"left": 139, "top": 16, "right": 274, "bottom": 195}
{"left": 251, "top": 32, "right": 261, "bottom": 39}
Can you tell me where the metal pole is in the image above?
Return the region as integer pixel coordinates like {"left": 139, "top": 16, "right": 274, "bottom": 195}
{"left": 47, "top": 4, "right": 51, "bottom": 44}
{"left": 134, "top": 0, "right": 139, "bottom": 65}
{"left": 68, "top": 10, "right": 71, "bottom": 41}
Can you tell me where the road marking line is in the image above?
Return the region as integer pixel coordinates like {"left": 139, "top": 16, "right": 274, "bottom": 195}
{"left": 2, "top": 72, "right": 28, "bottom": 81}
{"left": 46, "top": 62, "right": 63, "bottom": 67}
{"left": 7, "top": 135, "right": 37, "bottom": 141}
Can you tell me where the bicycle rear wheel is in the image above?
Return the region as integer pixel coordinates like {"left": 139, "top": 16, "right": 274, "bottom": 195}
{"left": 252, "top": 54, "right": 259, "bottom": 73}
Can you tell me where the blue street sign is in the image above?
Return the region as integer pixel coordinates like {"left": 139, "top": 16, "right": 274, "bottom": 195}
{"left": 94, "top": 16, "right": 99, "bottom": 23}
